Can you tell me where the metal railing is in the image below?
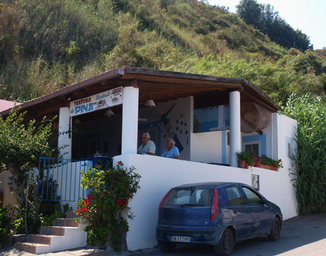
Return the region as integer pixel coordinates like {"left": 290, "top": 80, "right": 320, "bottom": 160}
{"left": 37, "top": 157, "right": 93, "bottom": 203}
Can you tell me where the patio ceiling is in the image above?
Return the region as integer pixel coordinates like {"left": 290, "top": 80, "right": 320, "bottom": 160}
{"left": 0, "top": 66, "right": 281, "bottom": 121}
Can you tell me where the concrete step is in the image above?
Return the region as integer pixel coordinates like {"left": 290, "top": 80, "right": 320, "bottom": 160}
{"left": 27, "top": 234, "right": 61, "bottom": 245}
{"left": 40, "top": 226, "right": 65, "bottom": 236}
{"left": 53, "top": 218, "right": 78, "bottom": 227}
{"left": 15, "top": 217, "right": 88, "bottom": 254}
{"left": 15, "top": 242, "right": 50, "bottom": 254}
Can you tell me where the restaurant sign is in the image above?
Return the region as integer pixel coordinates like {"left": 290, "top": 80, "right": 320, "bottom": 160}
{"left": 70, "top": 86, "right": 123, "bottom": 117}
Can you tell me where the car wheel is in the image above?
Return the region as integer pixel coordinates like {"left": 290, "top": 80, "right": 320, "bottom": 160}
{"left": 268, "top": 217, "right": 281, "bottom": 241}
{"left": 214, "top": 228, "right": 234, "bottom": 256}
{"left": 158, "top": 241, "right": 177, "bottom": 252}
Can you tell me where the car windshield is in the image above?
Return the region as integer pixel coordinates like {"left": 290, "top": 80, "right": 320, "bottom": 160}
{"left": 163, "top": 188, "right": 213, "bottom": 206}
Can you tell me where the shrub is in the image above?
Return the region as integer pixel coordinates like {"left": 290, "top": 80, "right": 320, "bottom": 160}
{"left": 41, "top": 203, "right": 70, "bottom": 227}
{"left": 0, "top": 208, "right": 11, "bottom": 247}
{"left": 75, "top": 161, "right": 141, "bottom": 251}
{"left": 283, "top": 94, "right": 326, "bottom": 214}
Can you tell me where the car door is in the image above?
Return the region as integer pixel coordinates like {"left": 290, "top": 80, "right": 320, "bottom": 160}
{"left": 224, "top": 185, "right": 254, "bottom": 241}
{"left": 241, "top": 186, "right": 272, "bottom": 236}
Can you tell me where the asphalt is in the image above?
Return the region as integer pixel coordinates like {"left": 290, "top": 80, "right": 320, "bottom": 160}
{"left": 1, "top": 214, "right": 326, "bottom": 256}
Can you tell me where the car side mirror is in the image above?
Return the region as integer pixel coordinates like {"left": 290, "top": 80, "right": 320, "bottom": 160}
{"left": 260, "top": 199, "right": 268, "bottom": 204}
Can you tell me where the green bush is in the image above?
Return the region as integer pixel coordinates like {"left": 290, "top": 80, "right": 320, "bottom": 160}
{"left": 283, "top": 94, "right": 326, "bottom": 214}
{"left": 41, "top": 203, "right": 70, "bottom": 227}
{"left": 0, "top": 208, "right": 11, "bottom": 247}
{"left": 76, "top": 161, "right": 141, "bottom": 251}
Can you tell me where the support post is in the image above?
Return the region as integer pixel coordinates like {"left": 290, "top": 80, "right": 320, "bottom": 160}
{"left": 229, "top": 91, "right": 241, "bottom": 167}
{"left": 121, "top": 86, "right": 139, "bottom": 155}
{"left": 58, "top": 107, "right": 72, "bottom": 159}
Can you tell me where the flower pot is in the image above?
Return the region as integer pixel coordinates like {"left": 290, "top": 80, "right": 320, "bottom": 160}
{"left": 270, "top": 166, "right": 278, "bottom": 171}
{"left": 254, "top": 163, "right": 261, "bottom": 167}
{"left": 259, "top": 164, "right": 271, "bottom": 170}
{"left": 245, "top": 162, "right": 249, "bottom": 169}
{"left": 238, "top": 160, "right": 246, "bottom": 168}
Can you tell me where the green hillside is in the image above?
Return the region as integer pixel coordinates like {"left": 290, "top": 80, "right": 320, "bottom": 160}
{"left": 0, "top": 0, "right": 325, "bottom": 106}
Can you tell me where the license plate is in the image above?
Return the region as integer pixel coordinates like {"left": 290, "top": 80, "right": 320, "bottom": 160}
{"left": 170, "top": 236, "right": 191, "bottom": 242}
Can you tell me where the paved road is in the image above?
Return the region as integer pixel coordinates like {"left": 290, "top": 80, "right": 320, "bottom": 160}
{"left": 1, "top": 214, "right": 326, "bottom": 256}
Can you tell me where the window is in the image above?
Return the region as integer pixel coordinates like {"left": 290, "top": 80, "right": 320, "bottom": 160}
{"left": 163, "top": 188, "right": 213, "bottom": 206}
{"left": 244, "top": 141, "right": 260, "bottom": 156}
{"left": 226, "top": 186, "right": 246, "bottom": 206}
{"left": 242, "top": 187, "right": 262, "bottom": 206}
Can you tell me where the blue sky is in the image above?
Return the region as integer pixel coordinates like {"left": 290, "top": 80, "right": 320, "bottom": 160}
{"left": 208, "top": 0, "right": 326, "bottom": 50}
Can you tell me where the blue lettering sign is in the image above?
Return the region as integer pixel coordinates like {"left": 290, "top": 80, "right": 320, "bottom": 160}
{"left": 81, "top": 105, "right": 88, "bottom": 113}
{"left": 75, "top": 106, "right": 81, "bottom": 115}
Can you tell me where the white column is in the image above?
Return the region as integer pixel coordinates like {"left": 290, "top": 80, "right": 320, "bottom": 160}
{"left": 229, "top": 91, "right": 241, "bottom": 167}
{"left": 121, "top": 86, "right": 139, "bottom": 155}
{"left": 58, "top": 107, "right": 72, "bottom": 159}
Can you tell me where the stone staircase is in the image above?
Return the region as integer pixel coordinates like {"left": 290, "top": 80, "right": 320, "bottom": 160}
{"left": 14, "top": 211, "right": 87, "bottom": 254}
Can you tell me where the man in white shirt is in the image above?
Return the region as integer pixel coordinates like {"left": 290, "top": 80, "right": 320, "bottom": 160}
{"left": 137, "top": 132, "right": 156, "bottom": 155}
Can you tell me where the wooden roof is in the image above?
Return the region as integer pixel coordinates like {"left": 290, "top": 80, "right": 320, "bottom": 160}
{"left": 0, "top": 66, "right": 281, "bottom": 120}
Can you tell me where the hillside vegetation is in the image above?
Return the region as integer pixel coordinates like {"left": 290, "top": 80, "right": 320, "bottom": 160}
{"left": 1, "top": 0, "right": 326, "bottom": 215}
{"left": 0, "top": 0, "right": 325, "bottom": 107}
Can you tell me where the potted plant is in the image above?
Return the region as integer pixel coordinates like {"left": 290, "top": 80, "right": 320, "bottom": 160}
{"left": 271, "top": 159, "right": 283, "bottom": 170}
{"left": 259, "top": 155, "right": 283, "bottom": 170}
{"left": 236, "top": 151, "right": 256, "bottom": 168}
{"left": 253, "top": 156, "right": 261, "bottom": 167}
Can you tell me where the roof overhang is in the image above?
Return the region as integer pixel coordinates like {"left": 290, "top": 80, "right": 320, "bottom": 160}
{"left": 0, "top": 66, "right": 281, "bottom": 120}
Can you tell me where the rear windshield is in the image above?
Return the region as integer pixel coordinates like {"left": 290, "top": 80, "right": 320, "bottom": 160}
{"left": 163, "top": 188, "right": 213, "bottom": 206}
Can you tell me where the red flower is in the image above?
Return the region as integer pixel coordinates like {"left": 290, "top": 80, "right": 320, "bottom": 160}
{"left": 84, "top": 199, "right": 89, "bottom": 205}
{"left": 118, "top": 161, "right": 123, "bottom": 166}
{"left": 77, "top": 208, "right": 81, "bottom": 214}
{"left": 82, "top": 207, "right": 87, "bottom": 212}
{"left": 87, "top": 194, "right": 93, "bottom": 200}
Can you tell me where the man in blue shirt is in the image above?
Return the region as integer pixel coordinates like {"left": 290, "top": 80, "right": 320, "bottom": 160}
{"left": 162, "top": 138, "right": 180, "bottom": 159}
{"left": 137, "top": 132, "right": 156, "bottom": 155}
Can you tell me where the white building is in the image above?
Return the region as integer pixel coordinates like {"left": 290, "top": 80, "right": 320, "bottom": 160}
{"left": 0, "top": 67, "right": 297, "bottom": 251}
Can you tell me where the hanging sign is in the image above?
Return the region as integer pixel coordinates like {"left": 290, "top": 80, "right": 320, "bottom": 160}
{"left": 70, "top": 86, "right": 123, "bottom": 117}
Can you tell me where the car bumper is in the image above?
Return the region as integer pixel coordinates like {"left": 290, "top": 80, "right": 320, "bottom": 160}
{"left": 156, "top": 225, "right": 223, "bottom": 245}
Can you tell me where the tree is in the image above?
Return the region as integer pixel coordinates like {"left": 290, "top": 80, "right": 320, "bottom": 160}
{"left": 0, "top": 107, "right": 56, "bottom": 233}
{"left": 236, "top": 0, "right": 264, "bottom": 30}
{"left": 236, "top": 0, "right": 312, "bottom": 52}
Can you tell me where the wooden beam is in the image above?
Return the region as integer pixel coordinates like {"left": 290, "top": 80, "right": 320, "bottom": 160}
{"left": 121, "top": 73, "right": 244, "bottom": 88}
{"left": 241, "top": 91, "right": 277, "bottom": 112}
{"left": 124, "top": 79, "right": 143, "bottom": 88}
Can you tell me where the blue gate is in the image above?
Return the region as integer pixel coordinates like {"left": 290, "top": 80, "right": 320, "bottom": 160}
{"left": 37, "top": 157, "right": 93, "bottom": 203}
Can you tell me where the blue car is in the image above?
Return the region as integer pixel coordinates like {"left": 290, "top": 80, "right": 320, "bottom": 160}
{"left": 156, "top": 182, "right": 282, "bottom": 255}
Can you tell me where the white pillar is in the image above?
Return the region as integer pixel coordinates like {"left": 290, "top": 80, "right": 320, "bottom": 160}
{"left": 229, "top": 91, "right": 241, "bottom": 167}
{"left": 58, "top": 107, "right": 72, "bottom": 159}
{"left": 121, "top": 86, "right": 139, "bottom": 155}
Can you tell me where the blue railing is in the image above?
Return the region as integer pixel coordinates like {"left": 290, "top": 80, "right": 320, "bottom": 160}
{"left": 37, "top": 157, "right": 93, "bottom": 203}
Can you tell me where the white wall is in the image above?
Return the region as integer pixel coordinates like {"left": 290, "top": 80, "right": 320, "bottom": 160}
{"left": 0, "top": 170, "right": 17, "bottom": 208}
{"left": 191, "top": 131, "right": 222, "bottom": 163}
{"left": 273, "top": 113, "right": 298, "bottom": 218}
{"left": 113, "top": 144, "right": 298, "bottom": 251}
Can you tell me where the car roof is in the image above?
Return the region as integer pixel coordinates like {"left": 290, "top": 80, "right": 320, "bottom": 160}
{"left": 173, "top": 182, "right": 245, "bottom": 189}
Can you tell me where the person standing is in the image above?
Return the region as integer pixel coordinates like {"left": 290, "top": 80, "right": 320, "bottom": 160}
{"left": 137, "top": 132, "right": 156, "bottom": 155}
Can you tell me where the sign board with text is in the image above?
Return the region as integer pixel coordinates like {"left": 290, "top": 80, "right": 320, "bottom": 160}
{"left": 70, "top": 86, "right": 123, "bottom": 117}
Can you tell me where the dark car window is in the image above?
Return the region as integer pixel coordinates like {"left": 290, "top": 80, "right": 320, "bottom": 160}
{"left": 242, "top": 186, "right": 262, "bottom": 206}
{"left": 226, "top": 186, "right": 246, "bottom": 206}
{"left": 163, "top": 188, "right": 213, "bottom": 206}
